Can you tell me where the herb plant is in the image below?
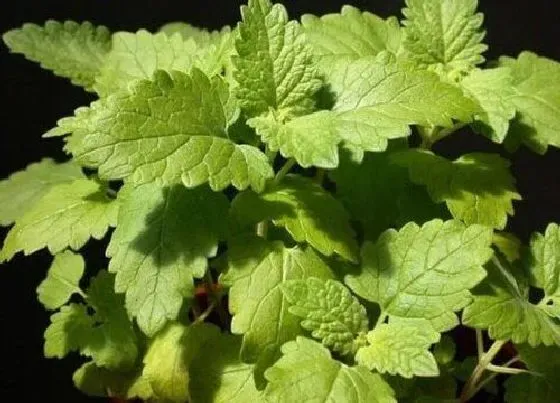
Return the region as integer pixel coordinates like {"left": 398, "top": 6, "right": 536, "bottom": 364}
{"left": 2, "top": 0, "right": 560, "bottom": 402}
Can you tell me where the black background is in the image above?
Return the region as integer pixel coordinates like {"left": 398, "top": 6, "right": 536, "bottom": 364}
{"left": 0, "top": 0, "right": 559, "bottom": 401}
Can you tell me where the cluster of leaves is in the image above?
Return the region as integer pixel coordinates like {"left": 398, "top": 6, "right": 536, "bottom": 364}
{"left": 2, "top": 0, "right": 560, "bottom": 402}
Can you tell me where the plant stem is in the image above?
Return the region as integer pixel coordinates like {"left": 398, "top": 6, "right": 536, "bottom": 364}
{"left": 486, "top": 364, "right": 530, "bottom": 375}
{"left": 375, "top": 311, "right": 387, "bottom": 328}
{"left": 464, "top": 356, "right": 522, "bottom": 399}
{"left": 193, "top": 301, "right": 216, "bottom": 324}
{"left": 476, "top": 329, "right": 484, "bottom": 360}
{"left": 205, "top": 270, "right": 228, "bottom": 326}
{"left": 460, "top": 340, "right": 506, "bottom": 402}
{"left": 256, "top": 221, "right": 268, "bottom": 238}
{"left": 314, "top": 168, "right": 325, "bottom": 185}
{"left": 418, "top": 122, "right": 467, "bottom": 149}
{"left": 273, "top": 158, "right": 296, "bottom": 187}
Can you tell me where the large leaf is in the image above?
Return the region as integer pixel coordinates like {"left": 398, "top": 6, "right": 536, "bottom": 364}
{"left": 54, "top": 69, "right": 272, "bottom": 191}
{"left": 107, "top": 184, "right": 228, "bottom": 336}
{"left": 346, "top": 219, "right": 493, "bottom": 331}
{"left": 264, "top": 337, "right": 396, "bottom": 403}
{"left": 3, "top": 20, "right": 111, "bottom": 90}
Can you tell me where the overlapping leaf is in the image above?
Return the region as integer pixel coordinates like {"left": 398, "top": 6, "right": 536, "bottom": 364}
{"left": 233, "top": 0, "right": 321, "bottom": 117}
{"left": 282, "top": 277, "right": 369, "bottom": 355}
{"left": 3, "top": 20, "right": 111, "bottom": 90}
{"left": 107, "top": 183, "right": 228, "bottom": 336}
{"left": 0, "top": 158, "right": 84, "bottom": 226}
{"left": 53, "top": 69, "right": 272, "bottom": 191}
{"left": 392, "top": 150, "right": 521, "bottom": 229}
{"left": 346, "top": 219, "right": 493, "bottom": 331}
{"left": 229, "top": 175, "right": 358, "bottom": 261}
{"left": 222, "top": 236, "right": 334, "bottom": 377}
{"left": 0, "top": 179, "right": 118, "bottom": 261}
{"left": 264, "top": 337, "right": 396, "bottom": 403}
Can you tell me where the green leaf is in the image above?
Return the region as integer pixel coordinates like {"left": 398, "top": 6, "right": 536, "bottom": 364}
{"left": 44, "top": 271, "right": 138, "bottom": 370}
{"left": 0, "top": 158, "right": 84, "bottom": 226}
{"left": 329, "top": 53, "right": 479, "bottom": 160}
{"left": 493, "top": 232, "right": 522, "bottom": 263}
{"left": 356, "top": 320, "right": 440, "bottom": 378}
{"left": 3, "top": 21, "right": 111, "bottom": 90}
{"left": 461, "top": 67, "right": 517, "bottom": 143}
{"left": 37, "top": 251, "right": 85, "bottom": 310}
{"left": 392, "top": 150, "right": 521, "bottom": 230}
{"left": 44, "top": 303, "right": 94, "bottom": 358}
{"left": 159, "top": 23, "right": 229, "bottom": 46}
{"left": 248, "top": 111, "right": 340, "bottom": 168}
{"left": 73, "top": 362, "right": 154, "bottom": 400}
{"left": 229, "top": 175, "right": 358, "bottom": 261}
{"left": 233, "top": 0, "right": 321, "bottom": 117}
{"left": 302, "top": 5, "right": 402, "bottom": 74}
{"left": 107, "top": 184, "right": 228, "bottom": 336}
{"left": 499, "top": 51, "right": 560, "bottom": 153}
{"left": 222, "top": 236, "right": 334, "bottom": 377}
{"left": 81, "top": 270, "right": 138, "bottom": 370}
{"left": 57, "top": 69, "right": 272, "bottom": 191}
{"left": 189, "top": 333, "right": 263, "bottom": 403}
{"left": 281, "top": 277, "right": 369, "bottom": 355}
{"left": 94, "top": 30, "right": 225, "bottom": 96}
{"left": 401, "top": 0, "right": 487, "bottom": 72}
{"left": 346, "top": 219, "right": 493, "bottom": 331}
{"left": 143, "top": 323, "right": 220, "bottom": 403}
{"left": 433, "top": 335, "right": 456, "bottom": 366}
{"left": 462, "top": 256, "right": 560, "bottom": 346}
{"left": 330, "top": 150, "right": 448, "bottom": 241}
{"left": 264, "top": 337, "right": 396, "bottom": 403}
{"left": 530, "top": 223, "right": 560, "bottom": 314}
{"left": 0, "top": 179, "right": 118, "bottom": 261}
{"left": 504, "top": 344, "right": 560, "bottom": 403}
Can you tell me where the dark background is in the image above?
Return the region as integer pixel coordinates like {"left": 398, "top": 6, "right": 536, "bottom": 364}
{"left": 0, "top": 0, "right": 559, "bottom": 401}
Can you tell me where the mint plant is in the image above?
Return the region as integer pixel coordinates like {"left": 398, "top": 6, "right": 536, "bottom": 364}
{"left": 2, "top": 0, "right": 560, "bottom": 402}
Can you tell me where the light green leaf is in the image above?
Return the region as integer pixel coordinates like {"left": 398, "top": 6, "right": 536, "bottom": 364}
{"left": 190, "top": 333, "right": 263, "bottom": 403}
{"left": 3, "top": 20, "right": 111, "bottom": 90}
{"left": 222, "top": 236, "right": 334, "bottom": 377}
{"left": 301, "top": 6, "right": 401, "bottom": 74}
{"left": 401, "top": 0, "right": 487, "bottom": 72}
{"left": 108, "top": 183, "right": 227, "bottom": 336}
{"left": 493, "top": 232, "right": 522, "bottom": 263}
{"left": 330, "top": 150, "right": 448, "bottom": 241}
{"left": 37, "top": 251, "right": 85, "bottom": 310}
{"left": 504, "top": 344, "right": 560, "bottom": 403}
{"left": 530, "top": 223, "right": 560, "bottom": 314}
{"left": 233, "top": 0, "right": 321, "bottom": 117}
{"left": 0, "top": 158, "right": 84, "bottom": 226}
{"left": 159, "top": 22, "right": 229, "bottom": 46}
{"left": 392, "top": 150, "right": 521, "bottom": 230}
{"left": 282, "top": 277, "right": 369, "bottom": 355}
{"left": 73, "top": 362, "right": 154, "bottom": 400}
{"left": 329, "top": 53, "right": 479, "bottom": 159}
{"left": 462, "top": 256, "right": 560, "bottom": 346}
{"left": 499, "top": 51, "right": 560, "bottom": 153}
{"left": 346, "top": 219, "right": 493, "bottom": 331}
{"left": 44, "top": 303, "right": 94, "bottom": 358}
{"left": 143, "top": 323, "right": 220, "bottom": 403}
{"left": 461, "top": 67, "right": 517, "bottom": 143}
{"left": 264, "top": 337, "right": 396, "bottom": 403}
{"left": 229, "top": 175, "right": 358, "bottom": 262}
{"left": 81, "top": 270, "right": 138, "bottom": 370}
{"left": 0, "top": 179, "right": 118, "bottom": 261}
{"left": 44, "top": 271, "right": 138, "bottom": 370}
{"left": 248, "top": 111, "right": 340, "bottom": 168}
{"left": 94, "top": 30, "right": 224, "bottom": 96}
{"left": 57, "top": 69, "right": 272, "bottom": 191}
{"left": 356, "top": 320, "right": 440, "bottom": 378}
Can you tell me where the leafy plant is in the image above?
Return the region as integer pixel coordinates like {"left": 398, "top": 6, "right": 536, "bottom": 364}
{"left": 2, "top": 0, "right": 560, "bottom": 402}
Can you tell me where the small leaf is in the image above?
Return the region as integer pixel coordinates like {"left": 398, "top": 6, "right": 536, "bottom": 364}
{"left": 282, "top": 277, "right": 369, "bottom": 355}
{"left": 37, "top": 251, "right": 85, "bottom": 310}
{"left": 356, "top": 320, "right": 440, "bottom": 378}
